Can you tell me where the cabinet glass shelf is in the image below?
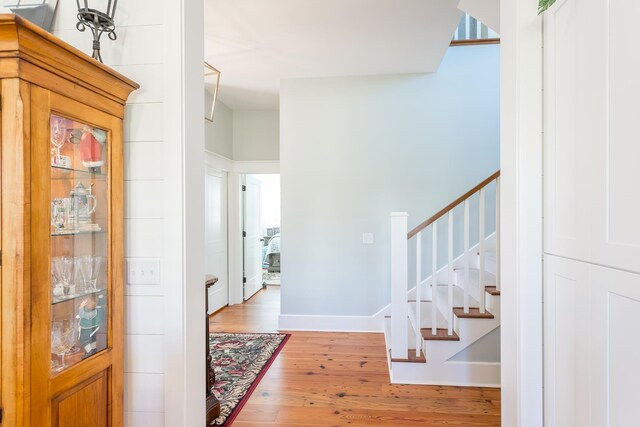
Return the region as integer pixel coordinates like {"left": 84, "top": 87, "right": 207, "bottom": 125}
{"left": 51, "top": 165, "right": 106, "bottom": 180}
{"left": 52, "top": 288, "right": 106, "bottom": 305}
{"left": 51, "top": 229, "right": 105, "bottom": 237}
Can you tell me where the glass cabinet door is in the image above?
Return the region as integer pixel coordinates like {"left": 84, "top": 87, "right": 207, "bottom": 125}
{"left": 49, "top": 114, "right": 109, "bottom": 374}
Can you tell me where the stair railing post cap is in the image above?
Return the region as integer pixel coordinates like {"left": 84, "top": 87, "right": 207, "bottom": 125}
{"left": 390, "top": 212, "right": 409, "bottom": 217}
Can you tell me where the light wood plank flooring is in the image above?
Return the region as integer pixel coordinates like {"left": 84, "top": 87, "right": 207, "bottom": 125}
{"left": 209, "top": 286, "right": 501, "bottom": 426}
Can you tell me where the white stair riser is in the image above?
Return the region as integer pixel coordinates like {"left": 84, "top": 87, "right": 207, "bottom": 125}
{"left": 408, "top": 301, "right": 448, "bottom": 329}
{"left": 433, "top": 285, "right": 480, "bottom": 314}
{"left": 453, "top": 269, "right": 496, "bottom": 303}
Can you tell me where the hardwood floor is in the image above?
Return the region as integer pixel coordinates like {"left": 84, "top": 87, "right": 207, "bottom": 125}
{"left": 209, "top": 287, "right": 501, "bottom": 426}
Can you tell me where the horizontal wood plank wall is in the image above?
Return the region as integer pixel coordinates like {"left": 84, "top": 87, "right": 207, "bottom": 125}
{"left": 51, "top": 1, "right": 166, "bottom": 425}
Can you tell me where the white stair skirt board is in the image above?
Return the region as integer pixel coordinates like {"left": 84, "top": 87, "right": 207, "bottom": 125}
{"left": 390, "top": 359, "right": 501, "bottom": 387}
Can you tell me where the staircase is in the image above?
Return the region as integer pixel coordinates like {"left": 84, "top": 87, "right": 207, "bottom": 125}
{"left": 384, "top": 171, "right": 501, "bottom": 386}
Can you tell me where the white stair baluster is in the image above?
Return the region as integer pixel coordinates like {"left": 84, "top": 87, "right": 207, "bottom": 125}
{"left": 479, "top": 188, "right": 486, "bottom": 314}
{"left": 464, "top": 199, "right": 470, "bottom": 313}
{"left": 496, "top": 177, "right": 501, "bottom": 291}
{"left": 415, "top": 231, "right": 422, "bottom": 357}
{"left": 447, "top": 210, "right": 454, "bottom": 335}
{"left": 431, "top": 221, "right": 438, "bottom": 336}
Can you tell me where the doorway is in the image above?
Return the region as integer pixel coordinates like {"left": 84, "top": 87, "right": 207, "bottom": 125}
{"left": 243, "top": 174, "right": 280, "bottom": 301}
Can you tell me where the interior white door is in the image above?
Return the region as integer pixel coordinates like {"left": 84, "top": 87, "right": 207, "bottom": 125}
{"left": 205, "top": 168, "right": 228, "bottom": 313}
{"left": 543, "top": 0, "right": 640, "bottom": 425}
{"left": 243, "top": 175, "right": 263, "bottom": 300}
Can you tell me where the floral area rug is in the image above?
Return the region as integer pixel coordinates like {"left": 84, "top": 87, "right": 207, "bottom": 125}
{"left": 210, "top": 332, "right": 289, "bottom": 426}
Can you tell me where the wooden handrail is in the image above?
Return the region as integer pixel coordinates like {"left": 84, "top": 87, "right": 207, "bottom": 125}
{"left": 407, "top": 170, "right": 500, "bottom": 239}
{"left": 450, "top": 38, "right": 500, "bottom": 46}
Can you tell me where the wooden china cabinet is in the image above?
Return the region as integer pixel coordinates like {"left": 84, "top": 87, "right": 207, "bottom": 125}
{"left": 0, "top": 15, "right": 138, "bottom": 426}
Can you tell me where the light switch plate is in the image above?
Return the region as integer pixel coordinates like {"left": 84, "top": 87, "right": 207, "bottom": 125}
{"left": 362, "top": 233, "right": 374, "bottom": 244}
{"left": 127, "top": 259, "right": 161, "bottom": 285}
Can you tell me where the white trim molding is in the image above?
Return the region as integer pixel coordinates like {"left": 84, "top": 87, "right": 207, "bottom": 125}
{"left": 204, "top": 150, "right": 280, "bottom": 175}
{"left": 501, "top": 0, "right": 544, "bottom": 426}
{"left": 205, "top": 150, "right": 233, "bottom": 171}
{"left": 233, "top": 160, "right": 280, "bottom": 174}
{"left": 227, "top": 172, "right": 244, "bottom": 305}
{"left": 163, "top": 0, "right": 206, "bottom": 425}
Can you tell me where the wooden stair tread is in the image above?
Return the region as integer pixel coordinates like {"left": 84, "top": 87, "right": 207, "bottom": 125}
{"left": 389, "top": 349, "right": 426, "bottom": 363}
{"left": 485, "top": 286, "right": 501, "bottom": 296}
{"left": 453, "top": 307, "right": 495, "bottom": 319}
{"left": 420, "top": 328, "right": 460, "bottom": 341}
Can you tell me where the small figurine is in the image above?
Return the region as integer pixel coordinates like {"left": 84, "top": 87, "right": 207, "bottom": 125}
{"left": 79, "top": 126, "right": 104, "bottom": 173}
{"left": 77, "top": 294, "right": 104, "bottom": 359}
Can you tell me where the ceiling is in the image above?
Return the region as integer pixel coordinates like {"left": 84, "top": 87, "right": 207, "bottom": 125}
{"left": 204, "top": 0, "right": 464, "bottom": 110}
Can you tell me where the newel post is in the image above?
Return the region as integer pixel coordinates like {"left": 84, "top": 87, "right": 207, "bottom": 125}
{"left": 390, "top": 212, "right": 409, "bottom": 359}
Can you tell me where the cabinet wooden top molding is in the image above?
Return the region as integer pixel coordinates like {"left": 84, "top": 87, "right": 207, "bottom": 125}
{"left": 0, "top": 14, "right": 139, "bottom": 108}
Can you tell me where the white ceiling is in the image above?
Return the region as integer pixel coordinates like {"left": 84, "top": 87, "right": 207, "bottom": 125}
{"left": 204, "top": 0, "right": 463, "bottom": 110}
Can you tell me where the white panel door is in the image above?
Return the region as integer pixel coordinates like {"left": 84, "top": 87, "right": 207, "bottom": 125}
{"left": 544, "top": 1, "right": 640, "bottom": 423}
{"left": 205, "top": 168, "right": 228, "bottom": 313}
{"left": 544, "top": 0, "right": 640, "bottom": 273}
{"left": 545, "top": 254, "right": 640, "bottom": 427}
{"left": 243, "top": 175, "right": 263, "bottom": 300}
{"left": 544, "top": 255, "right": 591, "bottom": 427}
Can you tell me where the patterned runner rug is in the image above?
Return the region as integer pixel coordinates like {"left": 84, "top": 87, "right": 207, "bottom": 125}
{"left": 209, "top": 332, "right": 290, "bottom": 426}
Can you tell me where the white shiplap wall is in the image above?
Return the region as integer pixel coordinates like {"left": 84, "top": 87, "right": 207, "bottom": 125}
{"left": 50, "top": 1, "right": 167, "bottom": 424}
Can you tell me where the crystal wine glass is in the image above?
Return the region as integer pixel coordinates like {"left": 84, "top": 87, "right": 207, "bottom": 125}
{"left": 50, "top": 116, "right": 70, "bottom": 167}
{"left": 79, "top": 256, "right": 102, "bottom": 291}
{"left": 73, "top": 257, "right": 86, "bottom": 294}
{"left": 51, "top": 317, "right": 79, "bottom": 373}
{"left": 51, "top": 258, "right": 65, "bottom": 298}
{"left": 51, "top": 257, "right": 75, "bottom": 298}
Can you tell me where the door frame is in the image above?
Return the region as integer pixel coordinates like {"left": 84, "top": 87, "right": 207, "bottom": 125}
{"left": 500, "top": 1, "right": 545, "bottom": 426}
{"left": 228, "top": 161, "right": 279, "bottom": 305}
{"left": 203, "top": 152, "right": 280, "bottom": 306}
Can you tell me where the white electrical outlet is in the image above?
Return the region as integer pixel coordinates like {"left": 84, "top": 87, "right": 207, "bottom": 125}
{"left": 127, "top": 259, "right": 161, "bottom": 285}
{"left": 362, "top": 233, "right": 374, "bottom": 244}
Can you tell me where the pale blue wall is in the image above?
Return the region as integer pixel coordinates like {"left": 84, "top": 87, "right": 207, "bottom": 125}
{"left": 205, "top": 96, "right": 234, "bottom": 159}
{"left": 280, "top": 45, "right": 500, "bottom": 316}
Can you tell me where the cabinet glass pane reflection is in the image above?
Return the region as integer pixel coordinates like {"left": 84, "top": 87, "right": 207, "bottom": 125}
{"left": 50, "top": 114, "right": 109, "bottom": 373}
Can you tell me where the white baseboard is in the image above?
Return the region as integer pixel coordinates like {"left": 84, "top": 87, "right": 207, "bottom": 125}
{"left": 278, "top": 313, "right": 385, "bottom": 333}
